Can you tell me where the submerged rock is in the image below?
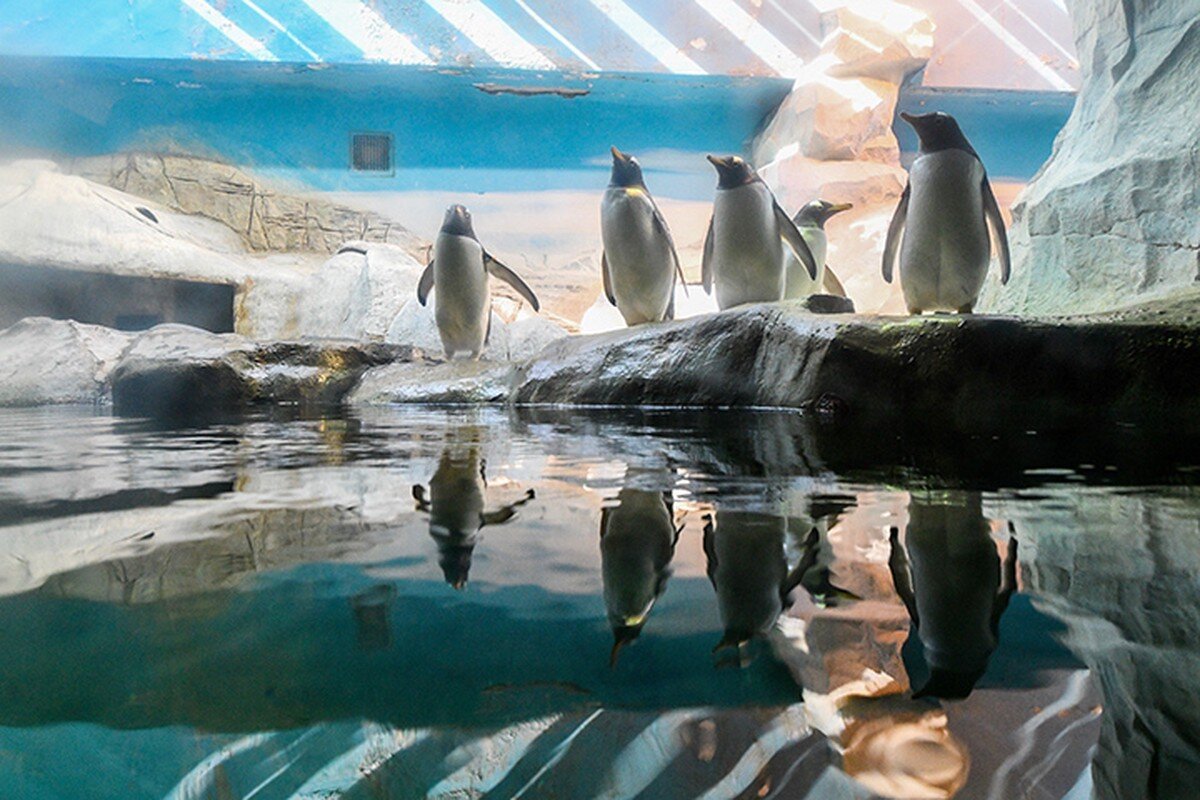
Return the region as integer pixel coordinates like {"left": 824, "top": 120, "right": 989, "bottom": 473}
{"left": 110, "top": 325, "right": 416, "bottom": 416}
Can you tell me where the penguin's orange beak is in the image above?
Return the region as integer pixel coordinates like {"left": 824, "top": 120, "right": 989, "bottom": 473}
{"left": 611, "top": 145, "right": 628, "bottom": 162}
{"left": 827, "top": 202, "right": 853, "bottom": 215}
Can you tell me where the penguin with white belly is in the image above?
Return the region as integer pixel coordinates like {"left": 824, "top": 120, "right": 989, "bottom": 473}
{"left": 600, "top": 147, "right": 687, "bottom": 325}
{"left": 785, "top": 200, "right": 853, "bottom": 300}
{"left": 417, "top": 205, "right": 540, "bottom": 359}
{"left": 702, "top": 155, "right": 819, "bottom": 311}
{"left": 883, "top": 112, "right": 1011, "bottom": 314}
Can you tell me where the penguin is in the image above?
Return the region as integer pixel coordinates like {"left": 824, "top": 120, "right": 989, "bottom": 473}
{"left": 600, "top": 147, "right": 688, "bottom": 325}
{"left": 784, "top": 200, "right": 853, "bottom": 300}
{"left": 703, "top": 510, "right": 792, "bottom": 659}
{"left": 886, "top": 493, "right": 1018, "bottom": 700}
{"left": 791, "top": 524, "right": 860, "bottom": 608}
{"left": 600, "top": 488, "right": 682, "bottom": 665}
{"left": 412, "top": 443, "right": 535, "bottom": 590}
{"left": 417, "top": 204, "right": 540, "bottom": 359}
{"left": 702, "top": 155, "right": 819, "bottom": 311}
{"left": 882, "top": 112, "right": 1011, "bottom": 314}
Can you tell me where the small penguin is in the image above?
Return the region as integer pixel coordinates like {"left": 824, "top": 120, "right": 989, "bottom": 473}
{"left": 600, "top": 147, "right": 687, "bottom": 326}
{"left": 883, "top": 112, "right": 1011, "bottom": 314}
{"left": 413, "top": 443, "right": 534, "bottom": 590}
{"left": 702, "top": 155, "right": 819, "bottom": 311}
{"left": 784, "top": 200, "right": 853, "bottom": 300}
{"left": 791, "top": 524, "right": 859, "bottom": 608}
{"left": 887, "top": 493, "right": 1018, "bottom": 699}
{"left": 600, "top": 488, "right": 681, "bottom": 665}
{"left": 417, "top": 205, "right": 540, "bottom": 359}
{"left": 703, "top": 510, "right": 792, "bottom": 659}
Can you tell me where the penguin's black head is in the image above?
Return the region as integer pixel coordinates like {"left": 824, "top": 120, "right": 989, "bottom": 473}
{"left": 912, "top": 666, "right": 987, "bottom": 700}
{"left": 441, "top": 204, "right": 477, "bottom": 239}
{"left": 609, "top": 146, "right": 646, "bottom": 189}
{"left": 793, "top": 200, "right": 854, "bottom": 228}
{"left": 706, "top": 154, "right": 759, "bottom": 190}
{"left": 900, "top": 111, "right": 977, "bottom": 157}
{"left": 436, "top": 541, "right": 475, "bottom": 590}
{"left": 609, "top": 623, "right": 644, "bottom": 667}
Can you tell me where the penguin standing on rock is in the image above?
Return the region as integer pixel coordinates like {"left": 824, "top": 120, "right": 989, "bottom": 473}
{"left": 785, "top": 200, "right": 853, "bottom": 300}
{"left": 600, "top": 147, "right": 687, "bottom": 325}
{"left": 417, "top": 205, "right": 540, "bottom": 360}
{"left": 883, "top": 112, "right": 1011, "bottom": 314}
{"left": 702, "top": 155, "right": 819, "bottom": 311}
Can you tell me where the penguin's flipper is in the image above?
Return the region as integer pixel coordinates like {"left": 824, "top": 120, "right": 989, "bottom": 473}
{"left": 775, "top": 200, "right": 819, "bottom": 280}
{"left": 650, "top": 201, "right": 689, "bottom": 297}
{"left": 981, "top": 177, "right": 1011, "bottom": 285}
{"left": 702, "top": 515, "right": 718, "bottom": 587}
{"left": 484, "top": 253, "right": 541, "bottom": 311}
{"left": 823, "top": 266, "right": 848, "bottom": 298}
{"left": 601, "top": 252, "right": 616, "bottom": 306}
{"left": 701, "top": 218, "right": 714, "bottom": 295}
{"left": 887, "top": 526, "right": 920, "bottom": 627}
{"left": 882, "top": 183, "right": 910, "bottom": 284}
{"left": 417, "top": 261, "right": 435, "bottom": 306}
{"left": 412, "top": 485, "right": 431, "bottom": 512}
{"left": 664, "top": 291, "right": 675, "bottom": 321}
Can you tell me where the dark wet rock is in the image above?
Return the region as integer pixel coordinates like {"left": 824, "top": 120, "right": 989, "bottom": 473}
{"left": 799, "top": 294, "right": 855, "bottom": 314}
{"left": 110, "top": 325, "right": 417, "bottom": 417}
{"left": 516, "top": 294, "right": 1200, "bottom": 436}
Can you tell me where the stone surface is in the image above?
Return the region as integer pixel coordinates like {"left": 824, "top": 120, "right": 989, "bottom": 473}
{"left": 110, "top": 324, "right": 416, "bottom": 416}
{"left": 0, "top": 317, "right": 133, "bottom": 406}
{"left": 348, "top": 360, "right": 518, "bottom": 405}
{"left": 983, "top": 2, "right": 1200, "bottom": 315}
{"left": 517, "top": 293, "right": 1200, "bottom": 435}
{"left": 70, "top": 153, "right": 425, "bottom": 258}
{"left": 297, "top": 242, "right": 426, "bottom": 340}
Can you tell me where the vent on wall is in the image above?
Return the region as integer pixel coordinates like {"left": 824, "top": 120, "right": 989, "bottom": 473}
{"left": 351, "top": 133, "right": 393, "bottom": 173}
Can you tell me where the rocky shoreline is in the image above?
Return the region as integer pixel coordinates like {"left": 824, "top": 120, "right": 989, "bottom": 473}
{"left": 5, "top": 288, "right": 1198, "bottom": 436}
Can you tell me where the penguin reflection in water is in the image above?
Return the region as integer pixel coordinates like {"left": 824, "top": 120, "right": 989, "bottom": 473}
{"left": 600, "top": 147, "right": 688, "bottom": 325}
{"left": 702, "top": 155, "right": 819, "bottom": 311}
{"left": 412, "top": 443, "right": 535, "bottom": 590}
{"left": 703, "top": 510, "right": 857, "bottom": 664}
{"left": 417, "top": 204, "right": 540, "bottom": 360}
{"left": 600, "top": 487, "right": 683, "bottom": 665}
{"left": 887, "top": 492, "right": 1018, "bottom": 699}
{"left": 883, "top": 111, "right": 1011, "bottom": 314}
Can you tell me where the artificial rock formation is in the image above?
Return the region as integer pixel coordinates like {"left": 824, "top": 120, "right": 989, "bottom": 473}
{"left": 70, "top": 153, "right": 425, "bottom": 257}
{"left": 982, "top": 2, "right": 1200, "bottom": 314}
{"left": 751, "top": 2, "right": 934, "bottom": 314}
{"left": 0, "top": 317, "right": 133, "bottom": 406}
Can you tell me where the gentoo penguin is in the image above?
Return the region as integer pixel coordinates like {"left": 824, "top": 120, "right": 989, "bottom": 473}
{"left": 412, "top": 443, "right": 535, "bottom": 590}
{"left": 417, "top": 205, "right": 540, "bottom": 359}
{"left": 784, "top": 200, "right": 853, "bottom": 300}
{"left": 600, "top": 488, "right": 681, "bottom": 665}
{"left": 883, "top": 112, "right": 1011, "bottom": 314}
{"left": 703, "top": 510, "right": 792, "bottom": 659}
{"left": 887, "top": 493, "right": 1017, "bottom": 699}
{"left": 600, "top": 147, "right": 687, "bottom": 325}
{"left": 702, "top": 155, "right": 818, "bottom": 311}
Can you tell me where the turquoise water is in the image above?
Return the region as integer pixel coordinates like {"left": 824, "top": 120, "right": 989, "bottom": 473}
{"left": 0, "top": 406, "right": 1196, "bottom": 799}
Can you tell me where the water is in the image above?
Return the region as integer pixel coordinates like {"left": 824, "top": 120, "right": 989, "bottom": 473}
{"left": 0, "top": 406, "right": 1197, "bottom": 799}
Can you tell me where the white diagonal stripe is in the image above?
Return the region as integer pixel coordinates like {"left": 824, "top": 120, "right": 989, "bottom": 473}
{"left": 511, "top": 0, "right": 601, "bottom": 70}
{"left": 586, "top": 0, "right": 705, "bottom": 74}
{"left": 424, "top": 0, "right": 556, "bottom": 70}
{"left": 181, "top": 0, "right": 279, "bottom": 60}
{"left": 300, "top": 0, "right": 433, "bottom": 65}
{"left": 1001, "top": 0, "right": 1077, "bottom": 64}
{"left": 764, "top": 0, "right": 820, "bottom": 48}
{"left": 240, "top": 0, "right": 323, "bottom": 61}
{"left": 694, "top": 0, "right": 802, "bottom": 76}
{"left": 952, "top": 0, "right": 1073, "bottom": 90}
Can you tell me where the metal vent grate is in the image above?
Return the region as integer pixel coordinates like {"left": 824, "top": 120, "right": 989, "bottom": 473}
{"left": 351, "top": 133, "right": 393, "bottom": 173}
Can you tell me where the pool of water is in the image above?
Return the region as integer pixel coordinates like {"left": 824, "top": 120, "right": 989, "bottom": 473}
{"left": 0, "top": 406, "right": 1197, "bottom": 799}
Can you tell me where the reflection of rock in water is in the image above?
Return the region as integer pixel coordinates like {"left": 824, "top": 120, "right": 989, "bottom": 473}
{"left": 38, "top": 504, "right": 370, "bottom": 604}
{"left": 704, "top": 511, "right": 791, "bottom": 660}
{"left": 1015, "top": 489, "right": 1200, "bottom": 799}
{"left": 887, "top": 491, "right": 1015, "bottom": 700}
{"left": 600, "top": 487, "right": 679, "bottom": 665}
{"left": 413, "top": 441, "right": 533, "bottom": 590}
{"left": 351, "top": 584, "right": 397, "bottom": 651}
